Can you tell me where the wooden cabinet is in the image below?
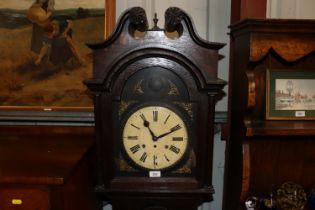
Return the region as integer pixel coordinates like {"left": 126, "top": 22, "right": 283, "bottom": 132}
{"left": 223, "top": 19, "right": 315, "bottom": 210}
{"left": 0, "top": 126, "right": 101, "bottom": 210}
{"left": 0, "top": 187, "right": 49, "bottom": 210}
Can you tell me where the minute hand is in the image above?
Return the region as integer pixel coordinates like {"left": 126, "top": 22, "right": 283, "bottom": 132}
{"left": 156, "top": 124, "right": 181, "bottom": 140}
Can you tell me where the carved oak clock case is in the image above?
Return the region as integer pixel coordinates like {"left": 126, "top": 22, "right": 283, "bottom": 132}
{"left": 85, "top": 7, "right": 226, "bottom": 210}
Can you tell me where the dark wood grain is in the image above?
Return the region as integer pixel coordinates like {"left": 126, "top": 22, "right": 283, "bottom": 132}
{"left": 0, "top": 187, "right": 49, "bottom": 210}
{"left": 0, "top": 125, "right": 101, "bottom": 210}
{"left": 85, "top": 7, "right": 226, "bottom": 210}
{"left": 245, "top": 120, "right": 315, "bottom": 136}
{"left": 223, "top": 19, "right": 315, "bottom": 210}
{"left": 0, "top": 126, "right": 94, "bottom": 185}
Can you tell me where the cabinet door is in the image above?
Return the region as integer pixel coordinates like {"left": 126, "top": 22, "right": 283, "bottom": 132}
{"left": 0, "top": 187, "right": 49, "bottom": 210}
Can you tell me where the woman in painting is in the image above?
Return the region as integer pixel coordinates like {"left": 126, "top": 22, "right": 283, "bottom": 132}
{"left": 27, "top": 0, "right": 84, "bottom": 66}
{"left": 27, "top": 0, "right": 54, "bottom": 57}
{"left": 34, "top": 15, "right": 85, "bottom": 66}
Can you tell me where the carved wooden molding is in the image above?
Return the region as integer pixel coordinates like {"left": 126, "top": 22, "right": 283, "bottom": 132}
{"left": 164, "top": 7, "right": 184, "bottom": 32}
{"left": 129, "top": 7, "right": 148, "bottom": 32}
{"left": 230, "top": 19, "right": 315, "bottom": 62}
{"left": 250, "top": 33, "right": 315, "bottom": 62}
{"left": 85, "top": 7, "right": 226, "bottom": 93}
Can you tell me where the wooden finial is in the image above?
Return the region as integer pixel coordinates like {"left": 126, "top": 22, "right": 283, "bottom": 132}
{"left": 151, "top": 13, "right": 160, "bottom": 30}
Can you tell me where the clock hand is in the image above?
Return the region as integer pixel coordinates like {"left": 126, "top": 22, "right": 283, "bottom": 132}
{"left": 144, "top": 121, "right": 158, "bottom": 140}
{"left": 156, "top": 130, "right": 174, "bottom": 139}
{"left": 140, "top": 114, "right": 158, "bottom": 141}
{"left": 156, "top": 124, "right": 182, "bottom": 140}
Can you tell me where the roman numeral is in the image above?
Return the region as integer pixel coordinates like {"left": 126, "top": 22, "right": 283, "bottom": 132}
{"left": 131, "top": 124, "right": 140, "bottom": 130}
{"left": 140, "top": 152, "right": 148, "bottom": 162}
{"left": 172, "top": 137, "right": 183, "bottom": 141}
{"left": 164, "top": 114, "right": 170, "bottom": 124}
{"left": 140, "top": 113, "right": 146, "bottom": 121}
{"left": 153, "top": 155, "right": 158, "bottom": 166}
{"left": 164, "top": 154, "right": 170, "bottom": 162}
{"left": 127, "top": 136, "right": 138, "bottom": 140}
{"left": 169, "top": 145, "right": 180, "bottom": 154}
{"left": 170, "top": 124, "right": 182, "bottom": 132}
{"left": 130, "top": 144, "right": 141, "bottom": 154}
{"left": 153, "top": 110, "right": 158, "bottom": 122}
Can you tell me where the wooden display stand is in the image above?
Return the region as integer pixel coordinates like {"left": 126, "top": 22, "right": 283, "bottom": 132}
{"left": 0, "top": 126, "right": 101, "bottom": 210}
{"left": 223, "top": 19, "right": 315, "bottom": 210}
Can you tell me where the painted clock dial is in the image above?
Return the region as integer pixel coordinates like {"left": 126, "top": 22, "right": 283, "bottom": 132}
{"left": 122, "top": 106, "right": 189, "bottom": 170}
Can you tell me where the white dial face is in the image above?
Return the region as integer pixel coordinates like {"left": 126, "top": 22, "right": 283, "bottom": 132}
{"left": 122, "top": 106, "right": 188, "bottom": 170}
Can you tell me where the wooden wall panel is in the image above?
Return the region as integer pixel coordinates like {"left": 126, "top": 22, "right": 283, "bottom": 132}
{"left": 231, "top": 0, "right": 267, "bottom": 23}
{"left": 106, "top": 0, "right": 116, "bottom": 37}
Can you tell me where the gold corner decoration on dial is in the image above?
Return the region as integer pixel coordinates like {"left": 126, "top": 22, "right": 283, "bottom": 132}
{"left": 122, "top": 106, "right": 189, "bottom": 170}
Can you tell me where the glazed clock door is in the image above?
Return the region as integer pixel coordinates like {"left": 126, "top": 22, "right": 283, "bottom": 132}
{"left": 115, "top": 66, "right": 195, "bottom": 177}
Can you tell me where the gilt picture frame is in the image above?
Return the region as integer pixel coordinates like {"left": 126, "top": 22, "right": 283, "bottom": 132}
{"left": 266, "top": 69, "right": 315, "bottom": 120}
{"left": 0, "top": 0, "right": 115, "bottom": 123}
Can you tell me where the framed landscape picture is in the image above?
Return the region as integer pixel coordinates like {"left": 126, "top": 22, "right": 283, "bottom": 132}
{"left": 0, "top": 0, "right": 115, "bottom": 122}
{"left": 266, "top": 69, "right": 315, "bottom": 120}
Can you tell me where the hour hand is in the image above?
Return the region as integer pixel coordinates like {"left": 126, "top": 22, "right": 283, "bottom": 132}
{"left": 140, "top": 114, "right": 157, "bottom": 140}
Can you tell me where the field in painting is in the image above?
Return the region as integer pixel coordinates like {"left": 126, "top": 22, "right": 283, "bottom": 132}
{"left": 0, "top": 12, "right": 104, "bottom": 107}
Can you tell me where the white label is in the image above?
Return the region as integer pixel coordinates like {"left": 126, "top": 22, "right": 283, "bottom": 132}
{"left": 149, "top": 171, "right": 161, "bottom": 178}
{"left": 43, "top": 108, "right": 52, "bottom": 111}
{"left": 295, "top": 111, "right": 305, "bottom": 117}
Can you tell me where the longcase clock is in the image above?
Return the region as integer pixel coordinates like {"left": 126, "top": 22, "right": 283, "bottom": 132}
{"left": 85, "top": 7, "right": 226, "bottom": 210}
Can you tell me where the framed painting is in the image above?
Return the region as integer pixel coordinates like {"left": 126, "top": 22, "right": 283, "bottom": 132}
{"left": 266, "top": 69, "right": 315, "bottom": 120}
{"left": 0, "top": 0, "right": 115, "bottom": 122}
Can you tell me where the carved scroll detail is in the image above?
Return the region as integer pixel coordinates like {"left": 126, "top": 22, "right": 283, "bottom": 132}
{"left": 129, "top": 7, "right": 148, "bottom": 32}
{"left": 164, "top": 7, "right": 184, "bottom": 32}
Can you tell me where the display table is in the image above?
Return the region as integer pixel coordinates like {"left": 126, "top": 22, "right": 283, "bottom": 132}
{"left": 0, "top": 126, "right": 101, "bottom": 210}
